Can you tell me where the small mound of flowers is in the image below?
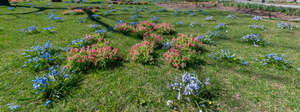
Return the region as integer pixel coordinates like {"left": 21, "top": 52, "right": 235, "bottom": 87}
{"left": 22, "top": 26, "right": 39, "bottom": 34}
{"left": 172, "top": 33, "right": 203, "bottom": 51}
{"left": 248, "top": 24, "right": 264, "bottom": 30}
{"left": 129, "top": 40, "right": 155, "bottom": 64}
{"left": 277, "top": 22, "right": 294, "bottom": 30}
{"left": 154, "top": 23, "right": 175, "bottom": 35}
{"left": 164, "top": 33, "right": 202, "bottom": 69}
{"left": 167, "top": 72, "right": 212, "bottom": 107}
{"left": 23, "top": 41, "right": 63, "bottom": 72}
{"left": 67, "top": 38, "right": 122, "bottom": 71}
{"left": 115, "top": 21, "right": 175, "bottom": 38}
{"left": 241, "top": 34, "right": 266, "bottom": 47}
{"left": 211, "top": 49, "right": 243, "bottom": 63}
{"left": 32, "top": 65, "right": 71, "bottom": 100}
{"left": 261, "top": 53, "right": 292, "bottom": 69}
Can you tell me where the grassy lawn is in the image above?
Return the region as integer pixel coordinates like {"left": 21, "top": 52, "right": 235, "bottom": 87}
{"left": 0, "top": 0, "right": 299, "bottom": 111}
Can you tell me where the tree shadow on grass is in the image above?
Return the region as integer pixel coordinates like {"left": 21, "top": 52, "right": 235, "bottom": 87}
{"left": 0, "top": 5, "right": 67, "bottom": 15}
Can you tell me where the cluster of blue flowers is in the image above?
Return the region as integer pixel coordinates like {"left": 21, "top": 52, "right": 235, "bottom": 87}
{"left": 91, "top": 14, "right": 100, "bottom": 19}
{"left": 241, "top": 34, "right": 265, "bottom": 47}
{"left": 8, "top": 7, "right": 15, "bottom": 11}
{"left": 22, "top": 26, "right": 38, "bottom": 34}
{"left": 190, "top": 22, "right": 198, "bottom": 27}
{"left": 207, "top": 31, "right": 226, "bottom": 39}
{"left": 226, "top": 14, "right": 237, "bottom": 19}
{"left": 277, "top": 22, "right": 294, "bottom": 30}
{"left": 151, "top": 16, "right": 160, "bottom": 23}
{"left": 197, "top": 35, "right": 214, "bottom": 45}
{"left": 32, "top": 65, "right": 71, "bottom": 102}
{"left": 175, "top": 21, "right": 183, "bottom": 26}
{"left": 215, "top": 23, "right": 227, "bottom": 31}
{"left": 168, "top": 72, "right": 210, "bottom": 103}
{"left": 43, "top": 26, "right": 55, "bottom": 33}
{"left": 90, "top": 24, "right": 101, "bottom": 29}
{"left": 253, "top": 16, "right": 263, "bottom": 21}
{"left": 205, "top": 16, "right": 214, "bottom": 21}
{"left": 162, "top": 41, "right": 173, "bottom": 49}
{"left": 173, "top": 9, "right": 179, "bottom": 16}
{"left": 48, "top": 14, "right": 63, "bottom": 21}
{"left": 95, "top": 29, "right": 107, "bottom": 34}
{"left": 261, "top": 53, "right": 292, "bottom": 69}
{"left": 23, "top": 41, "right": 62, "bottom": 71}
{"left": 7, "top": 103, "right": 19, "bottom": 110}
{"left": 212, "top": 49, "right": 246, "bottom": 64}
{"left": 248, "top": 24, "right": 264, "bottom": 30}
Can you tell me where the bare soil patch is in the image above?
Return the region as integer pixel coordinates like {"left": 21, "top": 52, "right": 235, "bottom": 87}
{"left": 158, "top": 2, "right": 300, "bottom": 21}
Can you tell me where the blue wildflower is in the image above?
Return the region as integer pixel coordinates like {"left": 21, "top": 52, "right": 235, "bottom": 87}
{"left": 7, "top": 103, "right": 19, "bottom": 110}
{"left": 95, "top": 29, "right": 107, "bottom": 34}
{"left": 242, "top": 60, "right": 249, "bottom": 66}
{"left": 45, "top": 100, "right": 52, "bottom": 106}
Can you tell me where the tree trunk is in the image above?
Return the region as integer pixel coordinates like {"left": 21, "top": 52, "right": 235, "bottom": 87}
{"left": 0, "top": 0, "right": 10, "bottom": 6}
{"left": 51, "top": 0, "right": 62, "bottom": 2}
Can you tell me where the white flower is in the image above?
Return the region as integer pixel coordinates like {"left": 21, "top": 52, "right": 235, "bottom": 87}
{"left": 166, "top": 100, "right": 173, "bottom": 106}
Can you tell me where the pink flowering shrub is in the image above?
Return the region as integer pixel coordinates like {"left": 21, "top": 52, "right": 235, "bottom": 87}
{"left": 154, "top": 23, "right": 175, "bottom": 34}
{"left": 129, "top": 40, "right": 155, "bottom": 64}
{"left": 163, "top": 48, "right": 199, "bottom": 69}
{"left": 115, "top": 21, "right": 176, "bottom": 38}
{"left": 133, "top": 21, "right": 156, "bottom": 37}
{"left": 172, "top": 33, "right": 203, "bottom": 51}
{"left": 163, "top": 33, "right": 203, "bottom": 69}
{"left": 143, "top": 33, "right": 163, "bottom": 47}
{"left": 115, "top": 23, "right": 134, "bottom": 34}
{"left": 66, "top": 38, "right": 122, "bottom": 71}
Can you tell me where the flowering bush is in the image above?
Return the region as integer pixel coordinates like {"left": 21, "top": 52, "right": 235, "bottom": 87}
{"left": 129, "top": 40, "right": 155, "bottom": 64}
{"left": 248, "top": 24, "right": 264, "bottom": 30}
{"left": 115, "top": 23, "right": 134, "bottom": 34}
{"left": 172, "top": 33, "right": 203, "bottom": 51}
{"left": 211, "top": 49, "right": 242, "bottom": 63}
{"left": 66, "top": 38, "right": 122, "bottom": 71}
{"left": 277, "top": 22, "right": 294, "bottom": 30}
{"left": 241, "top": 34, "right": 266, "bottom": 47}
{"left": 163, "top": 48, "right": 199, "bottom": 69}
{"left": 23, "top": 41, "right": 63, "bottom": 72}
{"left": 154, "top": 23, "right": 175, "bottom": 35}
{"left": 167, "top": 72, "right": 211, "bottom": 104}
{"left": 143, "top": 33, "right": 163, "bottom": 46}
{"left": 261, "top": 53, "right": 292, "bottom": 69}
{"left": 22, "top": 26, "right": 39, "bottom": 34}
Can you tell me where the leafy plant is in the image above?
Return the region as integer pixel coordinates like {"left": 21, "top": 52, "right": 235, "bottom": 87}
{"left": 23, "top": 41, "right": 63, "bottom": 72}
{"left": 66, "top": 38, "right": 122, "bottom": 71}
{"left": 241, "top": 34, "right": 266, "bottom": 47}
{"left": 129, "top": 40, "right": 155, "bottom": 64}
{"left": 261, "top": 53, "right": 292, "bottom": 69}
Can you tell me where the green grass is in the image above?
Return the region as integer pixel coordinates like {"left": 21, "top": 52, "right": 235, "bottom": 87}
{"left": 0, "top": 0, "right": 299, "bottom": 111}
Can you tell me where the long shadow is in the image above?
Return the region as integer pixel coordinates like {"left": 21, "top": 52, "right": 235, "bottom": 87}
{"left": 0, "top": 5, "right": 67, "bottom": 15}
